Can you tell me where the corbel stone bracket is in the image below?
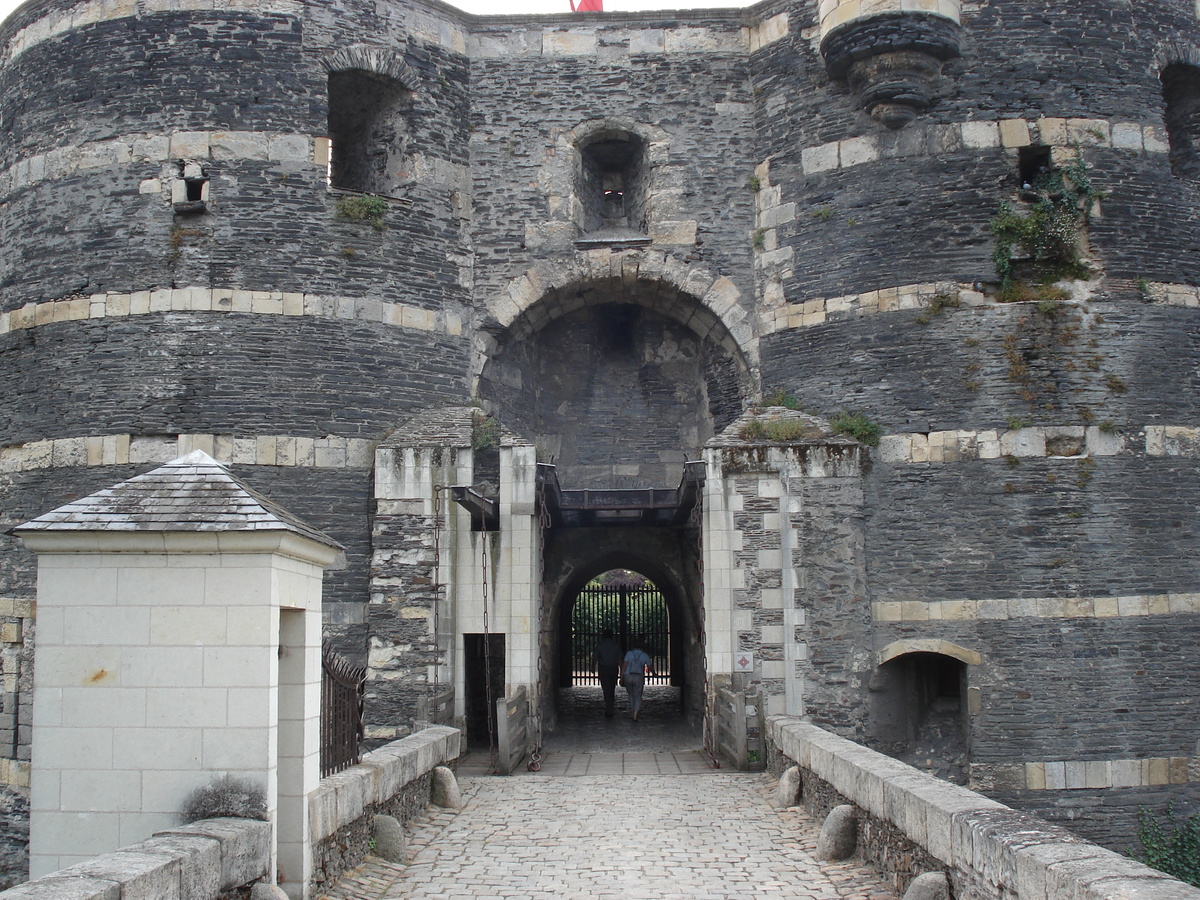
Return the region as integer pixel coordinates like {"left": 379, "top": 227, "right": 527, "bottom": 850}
{"left": 820, "top": 13, "right": 963, "bottom": 129}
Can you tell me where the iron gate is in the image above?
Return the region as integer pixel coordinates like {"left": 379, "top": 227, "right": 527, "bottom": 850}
{"left": 570, "top": 574, "right": 669, "bottom": 685}
{"left": 320, "top": 647, "right": 365, "bottom": 777}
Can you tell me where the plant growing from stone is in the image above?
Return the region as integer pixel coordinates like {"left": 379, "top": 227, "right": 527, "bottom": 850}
{"left": 762, "top": 389, "right": 801, "bottom": 410}
{"left": 738, "top": 416, "right": 818, "bottom": 443}
{"left": 1134, "top": 802, "right": 1200, "bottom": 887}
{"left": 336, "top": 195, "right": 388, "bottom": 231}
{"left": 471, "top": 411, "right": 500, "bottom": 451}
{"left": 829, "top": 411, "right": 881, "bottom": 447}
{"left": 181, "top": 774, "right": 267, "bottom": 822}
{"left": 991, "top": 154, "right": 1099, "bottom": 287}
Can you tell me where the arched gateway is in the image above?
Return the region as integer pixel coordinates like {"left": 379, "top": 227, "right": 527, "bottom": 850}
{"left": 362, "top": 267, "right": 868, "bottom": 762}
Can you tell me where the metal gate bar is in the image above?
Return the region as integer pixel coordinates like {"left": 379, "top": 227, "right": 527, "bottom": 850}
{"left": 571, "top": 578, "right": 669, "bottom": 685}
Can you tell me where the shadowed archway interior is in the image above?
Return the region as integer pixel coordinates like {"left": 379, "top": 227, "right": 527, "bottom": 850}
{"left": 479, "top": 279, "right": 749, "bottom": 490}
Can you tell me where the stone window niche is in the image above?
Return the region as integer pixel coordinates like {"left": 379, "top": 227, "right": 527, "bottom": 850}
{"left": 1018, "top": 145, "right": 1052, "bottom": 192}
{"left": 172, "top": 161, "right": 209, "bottom": 214}
{"left": 869, "top": 651, "right": 969, "bottom": 784}
{"left": 576, "top": 131, "right": 650, "bottom": 238}
{"left": 1162, "top": 63, "right": 1200, "bottom": 182}
{"left": 327, "top": 69, "right": 411, "bottom": 196}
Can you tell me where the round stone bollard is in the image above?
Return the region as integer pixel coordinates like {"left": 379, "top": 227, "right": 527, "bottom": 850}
{"left": 902, "top": 872, "right": 950, "bottom": 900}
{"left": 431, "top": 765, "right": 462, "bottom": 809}
{"left": 775, "top": 766, "right": 801, "bottom": 808}
{"left": 373, "top": 814, "right": 407, "bottom": 864}
{"left": 814, "top": 804, "right": 858, "bottom": 861}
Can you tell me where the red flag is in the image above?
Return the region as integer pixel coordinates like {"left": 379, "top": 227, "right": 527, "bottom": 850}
{"left": 569, "top": 0, "right": 603, "bottom": 10}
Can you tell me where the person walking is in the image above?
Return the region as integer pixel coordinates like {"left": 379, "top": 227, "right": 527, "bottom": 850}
{"left": 593, "top": 629, "right": 622, "bottom": 718}
{"left": 620, "top": 635, "right": 654, "bottom": 722}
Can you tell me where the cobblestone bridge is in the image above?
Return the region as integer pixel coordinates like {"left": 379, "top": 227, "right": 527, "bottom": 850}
{"left": 319, "top": 690, "right": 899, "bottom": 900}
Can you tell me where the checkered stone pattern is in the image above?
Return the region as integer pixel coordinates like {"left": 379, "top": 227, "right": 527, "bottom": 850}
{"left": 732, "top": 474, "right": 787, "bottom": 703}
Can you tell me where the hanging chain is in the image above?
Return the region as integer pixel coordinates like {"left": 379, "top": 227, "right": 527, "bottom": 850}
{"left": 528, "top": 484, "right": 552, "bottom": 772}
{"left": 691, "top": 486, "right": 719, "bottom": 768}
{"left": 432, "top": 485, "right": 443, "bottom": 689}
{"left": 482, "top": 533, "right": 499, "bottom": 774}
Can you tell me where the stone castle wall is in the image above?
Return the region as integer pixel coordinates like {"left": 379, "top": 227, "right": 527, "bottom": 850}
{"left": 0, "top": 0, "right": 1197, "bottom": 870}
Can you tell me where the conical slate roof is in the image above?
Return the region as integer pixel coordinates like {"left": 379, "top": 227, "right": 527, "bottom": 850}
{"left": 14, "top": 450, "right": 342, "bottom": 549}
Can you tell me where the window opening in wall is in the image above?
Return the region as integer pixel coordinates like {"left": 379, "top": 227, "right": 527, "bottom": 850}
{"left": 173, "top": 161, "right": 209, "bottom": 214}
{"left": 869, "top": 652, "right": 968, "bottom": 784}
{"left": 1162, "top": 64, "right": 1200, "bottom": 182}
{"left": 577, "top": 131, "right": 649, "bottom": 238}
{"left": 1018, "top": 145, "right": 1053, "bottom": 194}
{"left": 185, "top": 178, "right": 207, "bottom": 203}
{"left": 327, "top": 69, "right": 411, "bottom": 196}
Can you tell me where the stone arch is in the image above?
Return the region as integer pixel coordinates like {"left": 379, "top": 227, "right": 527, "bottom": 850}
{"left": 1151, "top": 39, "right": 1200, "bottom": 76}
{"left": 554, "top": 551, "right": 690, "bottom": 686}
{"left": 1156, "top": 48, "right": 1200, "bottom": 183}
{"left": 475, "top": 251, "right": 757, "bottom": 488}
{"left": 324, "top": 44, "right": 417, "bottom": 195}
{"left": 542, "top": 537, "right": 705, "bottom": 727}
{"left": 870, "top": 642, "right": 974, "bottom": 783}
{"left": 877, "top": 638, "right": 981, "bottom": 668}
{"left": 474, "top": 249, "right": 757, "bottom": 386}
{"left": 323, "top": 43, "right": 418, "bottom": 91}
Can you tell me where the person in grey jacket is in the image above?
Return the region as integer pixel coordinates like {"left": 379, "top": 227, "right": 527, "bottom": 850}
{"left": 620, "top": 636, "right": 654, "bottom": 722}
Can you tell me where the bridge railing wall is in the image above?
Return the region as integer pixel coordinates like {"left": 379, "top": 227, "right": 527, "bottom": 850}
{"left": 767, "top": 716, "right": 1200, "bottom": 900}
{"left": 308, "top": 725, "right": 462, "bottom": 890}
{"left": 0, "top": 817, "right": 271, "bottom": 900}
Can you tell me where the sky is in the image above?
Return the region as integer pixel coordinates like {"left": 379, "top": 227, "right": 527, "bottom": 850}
{"left": 0, "top": 0, "right": 757, "bottom": 28}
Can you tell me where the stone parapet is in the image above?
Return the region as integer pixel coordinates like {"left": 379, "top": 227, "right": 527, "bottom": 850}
{"left": 0, "top": 817, "right": 270, "bottom": 900}
{"left": 0, "top": 0, "right": 471, "bottom": 65}
{"left": 767, "top": 717, "right": 1200, "bottom": 900}
{"left": 308, "top": 726, "right": 460, "bottom": 842}
{"left": 308, "top": 727, "right": 461, "bottom": 889}
{"left": 818, "top": 0, "right": 961, "bottom": 42}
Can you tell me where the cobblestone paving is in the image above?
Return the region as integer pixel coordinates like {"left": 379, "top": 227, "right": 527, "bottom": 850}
{"left": 319, "top": 771, "right": 900, "bottom": 900}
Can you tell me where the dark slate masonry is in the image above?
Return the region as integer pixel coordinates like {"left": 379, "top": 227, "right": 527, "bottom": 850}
{"left": 1, "top": 0, "right": 1199, "bottom": 883}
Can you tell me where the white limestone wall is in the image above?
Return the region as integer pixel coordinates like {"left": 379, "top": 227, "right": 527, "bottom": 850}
{"left": 450, "top": 445, "right": 540, "bottom": 702}
{"left": 26, "top": 531, "right": 329, "bottom": 897}
{"left": 702, "top": 448, "right": 742, "bottom": 681}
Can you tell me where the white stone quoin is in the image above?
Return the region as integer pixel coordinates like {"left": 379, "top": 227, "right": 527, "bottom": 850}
{"left": 13, "top": 451, "right": 343, "bottom": 900}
